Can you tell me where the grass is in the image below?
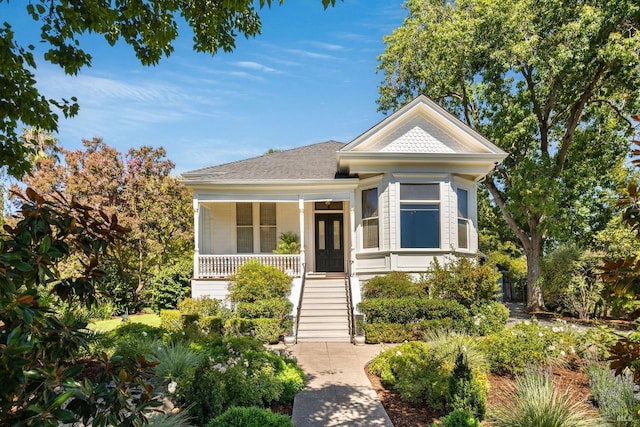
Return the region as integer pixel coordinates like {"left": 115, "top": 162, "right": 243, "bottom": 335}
{"left": 88, "top": 313, "right": 161, "bottom": 332}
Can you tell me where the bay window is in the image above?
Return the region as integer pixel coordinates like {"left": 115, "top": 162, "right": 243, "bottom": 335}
{"left": 400, "top": 183, "right": 440, "bottom": 248}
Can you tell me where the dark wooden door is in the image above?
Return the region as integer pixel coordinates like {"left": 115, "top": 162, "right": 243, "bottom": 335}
{"left": 315, "top": 213, "right": 344, "bottom": 272}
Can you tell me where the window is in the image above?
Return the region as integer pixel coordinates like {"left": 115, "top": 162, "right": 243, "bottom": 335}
{"left": 362, "top": 188, "right": 379, "bottom": 249}
{"left": 260, "top": 203, "right": 277, "bottom": 252}
{"left": 457, "top": 188, "right": 469, "bottom": 249}
{"left": 400, "top": 184, "right": 439, "bottom": 248}
{"left": 236, "top": 203, "right": 253, "bottom": 253}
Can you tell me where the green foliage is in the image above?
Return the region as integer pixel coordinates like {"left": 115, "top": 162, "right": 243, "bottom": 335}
{"left": 489, "top": 369, "right": 604, "bottom": 427}
{"left": 0, "top": 189, "right": 159, "bottom": 426}
{"left": 480, "top": 320, "right": 580, "bottom": 375}
{"left": 434, "top": 409, "right": 481, "bottom": 427}
{"left": 447, "top": 353, "right": 486, "bottom": 420}
{"left": 178, "top": 297, "right": 221, "bottom": 317}
{"left": 273, "top": 231, "right": 301, "bottom": 254}
{"left": 541, "top": 245, "right": 603, "bottom": 319}
{"left": 251, "top": 317, "right": 283, "bottom": 344}
{"left": 150, "top": 258, "right": 193, "bottom": 313}
{"left": 586, "top": 364, "right": 640, "bottom": 427}
{"left": 426, "top": 257, "right": 500, "bottom": 308}
{"left": 111, "top": 322, "right": 166, "bottom": 343}
{"left": 228, "top": 259, "right": 292, "bottom": 303}
{"left": 369, "top": 337, "right": 488, "bottom": 411}
{"left": 358, "top": 297, "right": 469, "bottom": 325}
{"left": 206, "top": 407, "right": 294, "bottom": 427}
{"left": 154, "top": 340, "right": 204, "bottom": 383}
{"left": 147, "top": 410, "right": 194, "bottom": 427}
{"left": 224, "top": 317, "right": 254, "bottom": 336}
{"left": 236, "top": 298, "right": 292, "bottom": 320}
{"left": 1, "top": 1, "right": 338, "bottom": 179}
{"left": 467, "top": 301, "right": 509, "bottom": 336}
{"left": 184, "top": 340, "right": 304, "bottom": 424}
{"left": 363, "top": 271, "right": 425, "bottom": 299}
{"left": 363, "top": 323, "right": 413, "bottom": 344}
{"left": 113, "top": 336, "right": 163, "bottom": 365}
{"left": 160, "top": 309, "right": 183, "bottom": 332}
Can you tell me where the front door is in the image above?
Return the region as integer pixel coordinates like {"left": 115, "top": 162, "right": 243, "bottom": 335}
{"left": 315, "top": 213, "right": 344, "bottom": 272}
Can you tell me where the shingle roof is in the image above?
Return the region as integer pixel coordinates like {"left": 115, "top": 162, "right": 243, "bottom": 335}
{"left": 182, "top": 141, "right": 345, "bottom": 181}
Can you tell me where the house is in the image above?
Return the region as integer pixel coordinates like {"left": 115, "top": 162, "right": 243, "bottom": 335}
{"left": 181, "top": 95, "right": 507, "bottom": 342}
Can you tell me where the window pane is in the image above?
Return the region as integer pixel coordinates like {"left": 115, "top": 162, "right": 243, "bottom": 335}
{"left": 260, "top": 203, "right": 276, "bottom": 226}
{"left": 400, "top": 184, "right": 439, "bottom": 200}
{"left": 363, "top": 218, "right": 379, "bottom": 249}
{"left": 318, "top": 221, "right": 325, "bottom": 250}
{"left": 458, "top": 219, "right": 468, "bottom": 249}
{"left": 237, "top": 227, "right": 253, "bottom": 253}
{"left": 333, "top": 220, "right": 341, "bottom": 250}
{"left": 236, "top": 203, "right": 253, "bottom": 226}
{"left": 400, "top": 204, "right": 439, "bottom": 248}
{"left": 457, "top": 188, "right": 468, "bottom": 218}
{"left": 260, "top": 226, "right": 277, "bottom": 252}
{"left": 362, "top": 188, "right": 378, "bottom": 218}
{"left": 315, "top": 201, "right": 343, "bottom": 210}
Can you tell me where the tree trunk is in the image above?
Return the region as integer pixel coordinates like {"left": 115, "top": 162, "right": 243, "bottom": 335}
{"left": 524, "top": 235, "right": 545, "bottom": 312}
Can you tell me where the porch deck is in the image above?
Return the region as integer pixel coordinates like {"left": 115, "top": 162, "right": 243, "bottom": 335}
{"left": 196, "top": 254, "right": 302, "bottom": 278}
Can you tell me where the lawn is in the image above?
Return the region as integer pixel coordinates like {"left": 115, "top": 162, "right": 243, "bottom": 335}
{"left": 88, "top": 313, "right": 161, "bottom": 332}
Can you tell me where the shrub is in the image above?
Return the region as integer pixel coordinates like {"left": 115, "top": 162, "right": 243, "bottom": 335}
{"left": 160, "top": 309, "right": 183, "bottom": 332}
{"left": 434, "top": 409, "right": 481, "bottom": 427}
{"left": 200, "top": 316, "right": 223, "bottom": 336}
{"left": 147, "top": 410, "right": 194, "bottom": 427}
{"left": 467, "top": 301, "right": 509, "bottom": 336}
{"left": 178, "top": 297, "right": 221, "bottom": 317}
{"left": 358, "top": 297, "right": 469, "bottom": 325}
{"left": 363, "top": 271, "right": 425, "bottom": 299}
{"left": 489, "top": 369, "right": 603, "bottom": 427}
{"left": 364, "top": 323, "right": 413, "bottom": 343}
{"left": 224, "top": 317, "right": 253, "bottom": 336}
{"left": 206, "top": 407, "right": 293, "bottom": 427}
{"left": 236, "top": 298, "right": 292, "bottom": 320}
{"left": 479, "top": 320, "right": 580, "bottom": 375}
{"left": 113, "top": 336, "right": 163, "bottom": 366}
{"left": 447, "top": 353, "right": 486, "bottom": 420}
{"left": 150, "top": 258, "right": 192, "bottom": 313}
{"left": 154, "top": 340, "right": 204, "bottom": 383}
{"left": 228, "top": 259, "right": 291, "bottom": 303}
{"left": 416, "top": 318, "right": 455, "bottom": 338}
{"left": 586, "top": 364, "right": 640, "bottom": 426}
{"left": 273, "top": 231, "right": 300, "bottom": 255}
{"left": 426, "top": 257, "right": 500, "bottom": 307}
{"left": 111, "top": 322, "right": 166, "bottom": 343}
{"left": 251, "top": 317, "right": 282, "bottom": 344}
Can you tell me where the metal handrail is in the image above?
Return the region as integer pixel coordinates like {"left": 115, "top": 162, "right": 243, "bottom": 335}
{"left": 345, "top": 260, "right": 355, "bottom": 340}
{"left": 293, "top": 263, "right": 307, "bottom": 339}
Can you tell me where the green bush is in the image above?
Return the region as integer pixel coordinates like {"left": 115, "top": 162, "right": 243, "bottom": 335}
{"left": 113, "top": 336, "right": 163, "bottom": 364}
{"left": 206, "top": 407, "right": 293, "bottom": 427}
{"left": 224, "top": 317, "right": 253, "bottom": 336}
{"left": 184, "top": 342, "right": 304, "bottom": 424}
{"left": 489, "top": 370, "right": 604, "bottom": 427}
{"left": 273, "top": 231, "right": 300, "bottom": 255}
{"left": 363, "top": 271, "right": 425, "bottom": 299}
{"left": 154, "top": 340, "right": 204, "bottom": 383}
{"left": 447, "top": 353, "right": 486, "bottom": 420}
{"left": 111, "top": 322, "right": 166, "bottom": 343}
{"left": 200, "top": 316, "right": 223, "bottom": 336}
{"left": 480, "top": 320, "right": 580, "bottom": 375}
{"left": 358, "top": 297, "right": 469, "bottom": 325}
{"left": 364, "top": 323, "right": 413, "bottom": 343}
{"left": 251, "top": 317, "right": 282, "bottom": 344}
{"left": 150, "top": 258, "right": 192, "bottom": 313}
{"left": 228, "top": 259, "right": 292, "bottom": 303}
{"left": 425, "top": 257, "right": 500, "bottom": 308}
{"left": 236, "top": 298, "right": 292, "bottom": 320}
{"left": 160, "top": 309, "right": 183, "bottom": 332}
{"left": 434, "top": 409, "right": 481, "bottom": 427}
{"left": 178, "top": 297, "right": 221, "bottom": 317}
{"left": 467, "top": 301, "right": 509, "bottom": 336}
{"left": 416, "top": 318, "right": 455, "bottom": 338}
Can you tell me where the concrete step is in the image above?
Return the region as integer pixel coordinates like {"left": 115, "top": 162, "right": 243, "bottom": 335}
{"left": 296, "top": 336, "right": 351, "bottom": 343}
{"left": 300, "top": 303, "right": 348, "bottom": 311}
{"left": 302, "top": 296, "right": 347, "bottom": 304}
{"left": 303, "top": 287, "right": 345, "bottom": 294}
{"left": 298, "top": 316, "right": 347, "bottom": 324}
{"left": 300, "top": 308, "right": 346, "bottom": 317}
{"left": 297, "top": 323, "right": 349, "bottom": 332}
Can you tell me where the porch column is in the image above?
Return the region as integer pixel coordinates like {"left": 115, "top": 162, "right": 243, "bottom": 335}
{"left": 193, "top": 199, "right": 200, "bottom": 279}
{"left": 349, "top": 191, "right": 356, "bottom": 275}
{"left": 298, "top": 197, "right": 305, "bottom": 273}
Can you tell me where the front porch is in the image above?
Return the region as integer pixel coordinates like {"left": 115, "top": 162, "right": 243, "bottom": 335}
{"left": 196, "top": 254, "right": 303, "bottom": 278}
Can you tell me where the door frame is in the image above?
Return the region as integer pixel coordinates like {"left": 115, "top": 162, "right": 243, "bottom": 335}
{"left": 314, "top": 212, "right": 345, "bottom": 273}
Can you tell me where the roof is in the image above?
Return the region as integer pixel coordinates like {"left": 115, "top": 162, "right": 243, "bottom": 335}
{"left": 181, "top": 141, "right": 346, "bottom": 182}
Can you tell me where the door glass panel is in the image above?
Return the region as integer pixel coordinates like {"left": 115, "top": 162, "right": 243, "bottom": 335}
{"left": 318, "top": 221, "right": 325, "bottom": 250}
{"left": 333, "top": 220, "right": 340, "bottom": 250}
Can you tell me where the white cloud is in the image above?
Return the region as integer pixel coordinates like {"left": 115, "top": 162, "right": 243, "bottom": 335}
{"left": 234, "top": 61, "right": 281, "bottom": 74}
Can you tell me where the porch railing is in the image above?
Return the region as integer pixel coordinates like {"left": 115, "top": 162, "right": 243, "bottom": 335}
{"left": 197, "top": 254, "right": 302, "bottom": 278}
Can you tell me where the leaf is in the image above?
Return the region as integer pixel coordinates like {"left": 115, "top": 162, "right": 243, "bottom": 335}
{"left": 50, "top": 389, "right": 75, "bottom": 410}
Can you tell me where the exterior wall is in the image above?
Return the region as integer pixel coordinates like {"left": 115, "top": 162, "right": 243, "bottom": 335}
{"left": 191, "top": 279, "right": 229, "bottom": 302}
{"left": 205, "top": 202, "right": 235, "bottom": 254}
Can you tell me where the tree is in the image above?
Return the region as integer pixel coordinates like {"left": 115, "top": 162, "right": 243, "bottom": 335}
{"left": 1, "top": 0, "right": 338, "bottom": 179}
{"left": 19, "top": 138, "right": 193, "bottom": 312}
{"left": 377, "top": 0, "right": 640, "bottom": 311}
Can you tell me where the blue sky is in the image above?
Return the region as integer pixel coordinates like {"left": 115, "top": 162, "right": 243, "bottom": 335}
{"left": 10, "top": 1, "right": 407, "bottom": 175}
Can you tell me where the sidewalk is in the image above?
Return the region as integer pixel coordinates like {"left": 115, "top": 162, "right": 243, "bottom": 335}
{"left": 288, "top": 342, "right": 393, "bottom": 427}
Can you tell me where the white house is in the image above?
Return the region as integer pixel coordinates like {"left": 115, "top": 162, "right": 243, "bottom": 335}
{"left": 181, "top": 95, "right": 507, "bottom": 342}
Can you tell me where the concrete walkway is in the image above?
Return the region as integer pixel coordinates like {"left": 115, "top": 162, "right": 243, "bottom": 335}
{"left": 288, "top": 342, "right": 393, "bottom": 427}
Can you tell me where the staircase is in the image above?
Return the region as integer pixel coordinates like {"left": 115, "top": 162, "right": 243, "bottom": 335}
{"left": 296, "top": 275, "right": 351, "bottom": 343}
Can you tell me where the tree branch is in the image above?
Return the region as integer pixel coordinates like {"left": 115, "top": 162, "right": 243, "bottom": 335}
{"left": 521, "top": 64, "right": 549, "bottom": 155}
{"left": 590, "top": 98, "right": 634, "bottom": 129}
{"left": 483, "top": 176, "right": 531, "bottom": 251}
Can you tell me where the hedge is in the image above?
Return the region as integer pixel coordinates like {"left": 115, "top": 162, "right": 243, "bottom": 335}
{"left": 357, "top": 297, "right": 469, "bottom": 325}
{"left": 236, "top": 298, "right": 292, "bottom": 321}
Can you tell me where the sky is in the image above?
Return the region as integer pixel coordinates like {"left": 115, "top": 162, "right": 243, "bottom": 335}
{"left": 8, "top": 1, "right": 408, "bottom": 175}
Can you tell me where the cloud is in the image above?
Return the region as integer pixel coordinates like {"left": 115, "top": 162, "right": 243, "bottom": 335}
{"left": 234, "top": 61, "right": 281, "bottom": 74}
{"left": 283, "top": 48, "right": 337, "bottom": 60}
{"left": 304, "top": 41, "right": 344, "bottom": 51}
